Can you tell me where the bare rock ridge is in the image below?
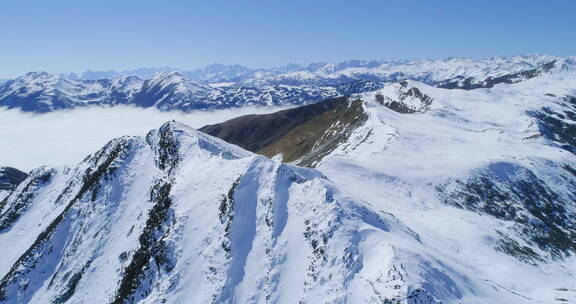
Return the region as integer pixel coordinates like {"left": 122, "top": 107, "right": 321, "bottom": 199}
{"left": 0, "top": 167, "right": 27, "bottom": 192}
{"left": 199, "top": 97, "right": 368, "bottom": 166}
{"left": 199, "top": 82, "right": 432, "bottom": 166}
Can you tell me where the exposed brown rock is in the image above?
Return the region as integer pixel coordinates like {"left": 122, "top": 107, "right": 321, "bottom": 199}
{"left": 199, "top": 97, "right": 368, "bottom": 167}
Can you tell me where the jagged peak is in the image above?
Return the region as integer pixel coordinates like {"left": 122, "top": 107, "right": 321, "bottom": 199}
{"left": 164, "top": 70, "right": 185, "bottom": 77}
{"left": 147, "top": 121, "right": 252, "bottom": 164}
{"left": 23, "top": 71, "right": 51, "bottom": 78}
{"left": 359, "top": 81, "right": 433, "bottom": 114}
{"left": 150, "top": 72, "right": 213, "bottom": 90}
{"left": 17, "top": 71, "right": 64, "bottom": 83}
{"left": 153, "top": 71, "right": 186, "bottom": 82}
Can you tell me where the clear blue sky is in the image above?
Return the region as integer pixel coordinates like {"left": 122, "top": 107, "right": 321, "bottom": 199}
{"left": 0, "top": 0, "right": 574, "bottom": 78}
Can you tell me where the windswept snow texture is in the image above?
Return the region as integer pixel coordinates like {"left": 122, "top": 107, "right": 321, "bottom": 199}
{"left": 1, "top": 54, "right": 575, "bottom": 113}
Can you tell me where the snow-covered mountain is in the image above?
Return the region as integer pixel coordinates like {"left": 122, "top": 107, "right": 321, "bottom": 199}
{"left": 0, "top": 121, "right": 471, "bottom": 303}
{"left": 0, "top": 71, "right": 339, "bottom": 112}
{"left": 1, "top": 54, "right": 574, "bottom": 113}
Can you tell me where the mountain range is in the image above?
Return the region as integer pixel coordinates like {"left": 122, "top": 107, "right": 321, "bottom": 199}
{"left": 1, "top": 54, "right": 576, "bottom": 303}
{"left": 1, "top": 54, "right": 575, "bottom": 113}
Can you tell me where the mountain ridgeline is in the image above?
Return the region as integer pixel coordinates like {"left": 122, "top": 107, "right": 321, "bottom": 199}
{"left": 0, "top": 55, "right": 573, "bottom": 113}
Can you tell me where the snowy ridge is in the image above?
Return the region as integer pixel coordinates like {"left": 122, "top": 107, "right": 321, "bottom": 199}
{"left": 364, "top": 81, "right": 434, "bottom": 114}
{"left": 0, "top": 121, "right": 486, "bottom": 304}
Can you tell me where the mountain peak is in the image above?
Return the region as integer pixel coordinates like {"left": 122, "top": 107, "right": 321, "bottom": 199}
{"left": 21, "top": 71, "right": 61, "bottom": 82}
{"left": 147, "top": 121, "right": 252, "bottom": 165}
{"left": 158, "top": 71, "right": 185, "bottom": 79}
{"left": 23, "top": 71, "right": 50, "bottom": 78}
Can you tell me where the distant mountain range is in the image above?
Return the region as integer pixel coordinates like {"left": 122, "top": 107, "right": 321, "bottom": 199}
{"left": 1, "top": 54, "right": 574, "bottom": 113}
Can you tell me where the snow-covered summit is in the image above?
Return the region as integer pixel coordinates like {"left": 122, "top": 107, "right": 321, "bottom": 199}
{"left": 360, "top": 81, "right": 434, "bottom": 113}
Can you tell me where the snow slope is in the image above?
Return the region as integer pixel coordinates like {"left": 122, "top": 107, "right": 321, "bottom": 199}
{"left": 2, "top": 98, "right": 575, "bottom": 302}
{"left": 315, "top": 69, "right": 576, "bottom": 303}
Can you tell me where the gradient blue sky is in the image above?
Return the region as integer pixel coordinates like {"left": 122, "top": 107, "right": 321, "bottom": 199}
{"left": 0, "top": 0, "right": 574, "bottom": 78}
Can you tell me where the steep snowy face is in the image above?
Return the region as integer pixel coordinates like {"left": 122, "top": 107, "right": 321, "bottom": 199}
{"left": 529, "top": 95, "right": 576, "bottom": 155}
{"left": 0, "top": 121, "right": 474, "bottom": 304}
